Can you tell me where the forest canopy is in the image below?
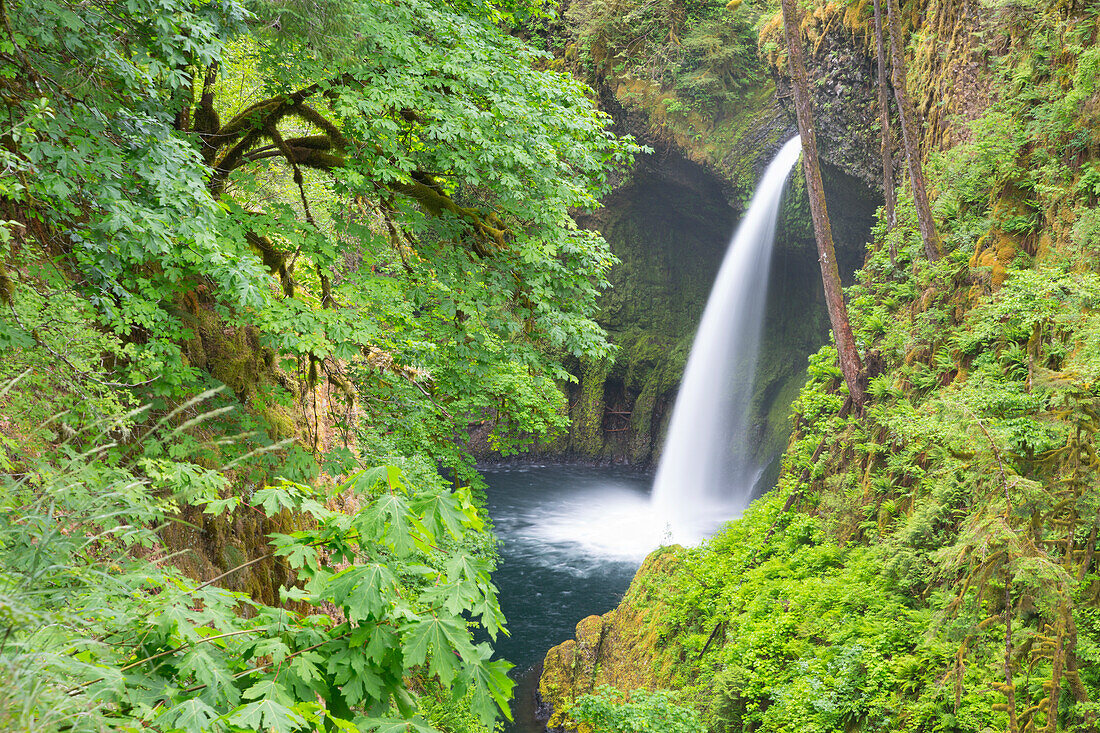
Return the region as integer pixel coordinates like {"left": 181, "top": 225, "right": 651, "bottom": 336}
{"left": 1, "top": 0, "right": 639, "bottom": 459}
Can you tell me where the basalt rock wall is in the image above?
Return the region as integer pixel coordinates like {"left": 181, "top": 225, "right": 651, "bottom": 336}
{"left": 543, "top": 149, "right": 875, "bottom": 474}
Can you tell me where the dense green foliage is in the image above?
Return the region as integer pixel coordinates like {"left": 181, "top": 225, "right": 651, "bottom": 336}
{"left": 0, "top": 0, "right": 642, "bottom": 728}
{"left": 565, "top": 0, "right": 765, "bottom": 112}
{"left": 572, "top": 687, "right": 702, "bottom": 733}
{"left": 0, "top": 414, "right": 511, "bottom": 731}
{"left": 1, "top": 0, "right": 640, "bottom": 474}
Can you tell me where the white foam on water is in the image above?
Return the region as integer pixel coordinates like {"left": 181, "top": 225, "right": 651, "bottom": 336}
{"left": 487, "top": 471, "right": 665, "bottom": 575}
{"left": 524, "top": 484, "right": 667, "bottom": 562}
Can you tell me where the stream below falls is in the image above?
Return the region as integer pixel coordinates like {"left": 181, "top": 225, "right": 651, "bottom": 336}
{"left": 482, "top": 465, "right": 659, "bottom": 732}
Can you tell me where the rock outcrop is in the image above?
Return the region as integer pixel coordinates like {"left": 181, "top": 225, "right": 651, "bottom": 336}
{"left": 537, "top": 547, "right": 687, "bottom": 730}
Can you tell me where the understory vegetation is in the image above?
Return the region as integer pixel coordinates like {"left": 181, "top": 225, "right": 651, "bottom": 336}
{"left": 0, "top": 416, "right": 510, "bottom": 732}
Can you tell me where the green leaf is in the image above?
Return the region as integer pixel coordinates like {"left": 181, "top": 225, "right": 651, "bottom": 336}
{"left": 370, "top": 493, "right": 419, "bottom": 556}
{"left": 448, "top": 641, "right": 513, "bottom": 727}
{"left": 158, "top": 697, "right": 220, "bottom": 732}
{"left": 360, "top": 715, "right": 438, "bottom": 733}
{"left": 226, "top": 699, "right": 306, "bottom": 733}
{"left": 355, "top": 466, "right": 389, "bottom": 494}
{"left": 242, "top": 678, "right": 292, "bottom": 704}
{"left": 178, "top": 648, "right": 241, "bottom": 707}
{"left": 402, "top": 614, "right": 470, "bottom": 686}
{"left": 410, "top": 490, "right": 468, "bottom": 540}
{"left": 360, "top": 623, "right": 398, "bottom": 664}
{"left": 272, "top": 533, "right": 319, "bottom": 572}
{"left": 326, "top": 563, "right": 397, "bottom": 621}
{"left": 202, "top": 496, "right": 241, "bottom": 515}
{"left": 252, "top": 485, "right": 300, "bottom": 515}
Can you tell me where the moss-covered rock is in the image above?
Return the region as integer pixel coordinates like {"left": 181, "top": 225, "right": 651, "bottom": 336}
{"left": 537, "top": 546, "right": 687, "bottom": 729}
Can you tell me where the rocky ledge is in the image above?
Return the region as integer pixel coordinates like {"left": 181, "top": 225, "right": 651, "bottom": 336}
{"left": 536, "top": 546, "right": 687, "bottom": 731}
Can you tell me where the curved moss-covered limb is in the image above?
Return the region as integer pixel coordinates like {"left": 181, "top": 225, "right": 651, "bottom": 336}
{"left": 215, "top": 75, "right": 349, "bottom": 141}
{"left": 210, "top": 118, "right": 345, "bottom": 197}
{"left": 245, "top": 136, "right": 345, "bottom": 169}
{"left": 198, "top": 71, "right": 509, "bottom": 261}
{"left": 191, "top": 62, "right": 221, "bottom": 159}
{"left": 388, "top": 178, "right": 511, "bottom": 257}
{"left": 244, "top": 230, "right": 295, "bottom": 298}
{"left": 207, "top": 75, "right": 353, "bottom": 195}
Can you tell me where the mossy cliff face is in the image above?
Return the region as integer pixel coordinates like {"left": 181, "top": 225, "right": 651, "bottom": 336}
{"left": 157, "top": 291, "right": 354, "bottom": 605}
{"left": 537, "top": 546, "right": 687, "bottom": 730}
{"left": 761, "top": 3, "right": 883, "bottom": 188}
{"left": 759, "top": 0, "right": 996, "bottom": 187}
{"left": 555, "top": 147, "right": 876, "bottom": 471}
{"left": 553, "top": 0, "right": 790, "bottom": 200}
{"left": 557, "top": 149, "right": 735, "bottom": 464}
{"left": 544, "top": 0, "right": 880, "bottom": 469}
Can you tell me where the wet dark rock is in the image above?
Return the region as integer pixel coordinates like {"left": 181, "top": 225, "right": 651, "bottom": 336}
{"left": 773, "top": 28, "right": 881, "bottom": 188}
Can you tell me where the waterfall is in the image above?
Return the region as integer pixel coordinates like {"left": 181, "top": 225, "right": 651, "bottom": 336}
{"left": 652, "top": 137, "right": 802, "bottom": 543}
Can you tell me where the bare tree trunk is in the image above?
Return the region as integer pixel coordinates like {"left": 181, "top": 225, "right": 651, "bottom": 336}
{"left": 873, "top": 0, "right": 897, "bottom": 249}
{"left": 1004, "top": 575, "right": 1020, "bottom": 733}
{"left": 779, "top": 0, "right": 865, "bottom": 410}
{"left": 1046, "top": 607, "right": 1066, "bottom": 733}
{"left": 885, "top": 0, "right": 942, "bottom": 262}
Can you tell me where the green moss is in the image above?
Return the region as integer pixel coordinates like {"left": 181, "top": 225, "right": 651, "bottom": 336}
{"left": 539, "top": 546, "right": 688, "bottom": 727}
{"left": 572, "top": 356, "right": 613, "bottom": 457}
{"left": 259, "top": 406, "right": 298, "bottom": 440}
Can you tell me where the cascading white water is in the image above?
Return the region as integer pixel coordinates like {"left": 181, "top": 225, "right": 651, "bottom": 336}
{"left": 652, "top": 136, "right": 803, "bottom": 543}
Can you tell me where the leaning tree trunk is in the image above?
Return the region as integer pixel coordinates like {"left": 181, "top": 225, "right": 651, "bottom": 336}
{"left": 873, "top": 0, "right": 897, "bottom": 242}
{"left": 886, "top": 0, "right": 942, "bottom": 262}
{"left": 778, "top": 0, "right": 865, "bottom": 410}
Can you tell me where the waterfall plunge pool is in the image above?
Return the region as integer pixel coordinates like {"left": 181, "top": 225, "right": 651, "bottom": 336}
{"left": 481, "top": 465, "right": 659, "bottom": 732}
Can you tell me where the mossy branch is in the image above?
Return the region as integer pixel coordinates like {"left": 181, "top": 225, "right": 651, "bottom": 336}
{"left": 245, "top": 230, "right": 295, "bottom": 297}
{"left": 207, "top": 76, "right": 351, "bottom": 195}
{"left": 202, "top": 80, "right": 504, "bottom": 259}
{"left": 388, "top": 178, "right": 510, "bottom": 257}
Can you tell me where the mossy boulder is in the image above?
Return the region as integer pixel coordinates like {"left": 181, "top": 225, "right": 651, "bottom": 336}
{"left": 537, "top": 546, "right": 687, "bottom": 730}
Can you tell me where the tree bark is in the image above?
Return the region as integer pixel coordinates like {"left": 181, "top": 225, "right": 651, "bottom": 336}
{"left": 885, "top": 0, "right": 942, "bottom": 262}
{"left": 872, "top": 0, "right": 897, "bottom": 242}
{"left": 1046, "top": 607, "right": 1066, "bottom": 733}
{"left": 1004, "top": 574, "right": 1020, "bottom": 733}
{"left": 778, "top": 0, "right": 865, "bottom": 410}
{"left": 1063, "top": 605, "right": 1097, "bottom": 733}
